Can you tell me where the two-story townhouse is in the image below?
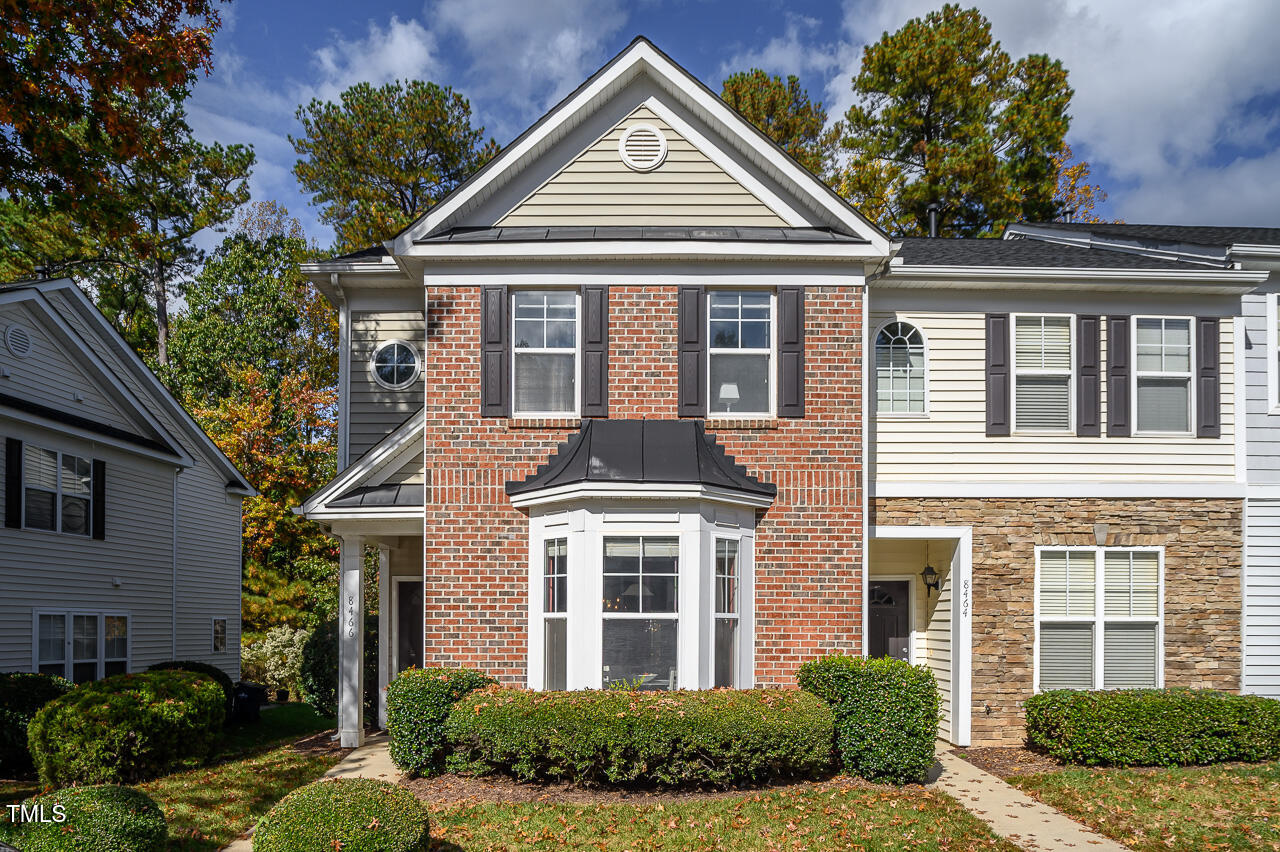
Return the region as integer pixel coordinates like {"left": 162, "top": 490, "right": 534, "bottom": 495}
{"left": 0, "top": 278, "right": 253, "bottom": 683}
{"left": 302, "top": 37, "right": 893, "bottom": 747}
{"left": 1005, "top": 223, "right": 1280, "bottom": 702}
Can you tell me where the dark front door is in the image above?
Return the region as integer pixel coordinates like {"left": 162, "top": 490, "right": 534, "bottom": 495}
{"left": 869, "top": 580, "right": 911, "bottom": 661}
{"left": 396, "top": 581, "right": 424, "bottom": 674}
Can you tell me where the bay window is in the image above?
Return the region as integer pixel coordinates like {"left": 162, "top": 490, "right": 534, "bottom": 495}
{"left": 1012, "top": 314, "right": 1073, "bottom": 432}
{"left": 512, "top": 290, "right": 578, "bottom": 415}
{"left": 1134, "top": 317, "right": 1193, "bottom": 434}
{"left": 709, "top": 290, "right": 772, "bottom": 415}
{"left": 1036, "top": 547, "right": 1161, "bottom": 691}
{"left": 713, "top": 539, "right": 739, "bottom": 687}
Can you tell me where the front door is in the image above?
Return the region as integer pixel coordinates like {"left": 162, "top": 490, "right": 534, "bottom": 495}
{"left": 869, "top": 580, "right": 911, "bottom": 661}
{"left": 395, "top": 580, "right": 424, "bottom": 674}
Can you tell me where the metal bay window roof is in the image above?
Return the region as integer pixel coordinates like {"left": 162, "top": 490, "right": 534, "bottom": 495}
{"left": 506, "top": 419, "right": 776, "bottom": 498}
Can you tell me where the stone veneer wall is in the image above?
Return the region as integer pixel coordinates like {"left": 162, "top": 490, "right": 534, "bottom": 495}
{"left": 873, "top": 497, "right": 1243, "bottom": 746}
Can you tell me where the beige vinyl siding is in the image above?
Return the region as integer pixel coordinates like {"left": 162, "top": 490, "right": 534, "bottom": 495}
{"left": 872, "top": 310, "right": 1237, "bottom": 482}
{"left": 46, "top": 290, "right": 244, "bottom": 678}
{"left": 381, "top": 451, "right": 424, "bottom": 486}
{"left": 869, "top": 540, "right": 952, "bottom": 737}
{"left": 0, "top": 304, "right": 151, "bottom": 436}
{"left": 350, "top": 312, "right": 424, "bottom": 463}
{"left": 498, "top": 105, "right": 787, "bottom": 227}
{"left": 390, "top": 537, "right": 422, "bottom": 578}
{"left": 0, "top": 417, "right": 176, "bottom": 672}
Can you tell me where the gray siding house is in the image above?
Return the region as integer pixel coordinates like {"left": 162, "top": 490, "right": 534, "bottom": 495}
{"left": 0, "top": 278, "right": 252, "bottom": 683}
{"left": 1007, "top": 223, "right": 1280, "bottom": 698}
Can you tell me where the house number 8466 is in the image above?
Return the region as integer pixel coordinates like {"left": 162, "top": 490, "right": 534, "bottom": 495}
{"left": 345, "top": 594, "right": 356, "bottom": 638}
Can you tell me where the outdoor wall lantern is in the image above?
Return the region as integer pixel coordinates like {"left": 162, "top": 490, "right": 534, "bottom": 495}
{"left": 921, "top": 542, "right": 941, "bottom": 596}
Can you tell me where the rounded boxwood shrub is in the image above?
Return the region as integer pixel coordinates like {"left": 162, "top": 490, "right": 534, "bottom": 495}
{"left": 0, "top": 672, "right": 72, "bottom": 775}
{"left": 299, "top": 616, "right": 377, "bottom": 718}
{"left": 387, "top": 668, "right": 496, "bottom": 775}
{"left": 446, "top": 687, "right": 835, "bottom": 789}
{"left": 27, "top": 669, "right": 225, "bottom": 786}
{"left": 1026, "top": 688, "right": 1280, "bottom": 767}
{"left": 0, "top": 785, "right": 166, "bottom": 852}
{"left": 252, "top": 778, "right": 430, "bottom": 852}
{"left": 148, "top": 660, "right": 235, "bottom": 721}
{"left": 798, "top": 654, "right": 940, "bottom": 785}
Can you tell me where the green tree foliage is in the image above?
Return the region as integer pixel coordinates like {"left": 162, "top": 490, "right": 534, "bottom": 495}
{"left": 833, "top": 4, "right": 1074, "bottom": 237}
{"left": 721, "top": 70, "right": 837, "bottom": 176}
{"left": 0, "top": 0, "right": 223, "bottom": 242}
{"left": 291, "top": 80, "right": 499, "bottom": 253}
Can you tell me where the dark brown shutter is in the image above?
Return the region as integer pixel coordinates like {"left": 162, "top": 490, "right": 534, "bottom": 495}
{"left": 1196, "top": 317, "right": 1221, "bottom": 438}
{"left": 1076, "top": 315, "right": 1101, "bottom": 437}
{"left": 480, "top": 285, "right": 509, "bottom": 417}
{"left": 677, "top": 285, "right": 706, "bottom": 417}
{"left": 4, "top": 438, "right": 20, "bottom": 529}
{"left": 581, "top": 285, "right": 609, "bottom": 417}
{"left": 91, "top": 459, "right": 106, "bottom": 540}
{"left": 777, "top": 286, "right": 805, "bottom": 418}
{"left": 1107, "top": 316, "right": 1131, "bottom": 437}
{"left": 985, "top": 313, "right": 1011, "bottom": 436}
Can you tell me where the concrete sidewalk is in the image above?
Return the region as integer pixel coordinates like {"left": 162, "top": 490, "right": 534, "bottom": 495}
{"left": 932, "top": 748, "right": 1128, "bottom": 851}
{"left": 220, "top": 735, "right": 400, "bottom": 851}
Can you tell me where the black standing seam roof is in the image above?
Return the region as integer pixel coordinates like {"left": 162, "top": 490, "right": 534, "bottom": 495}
{"left": 505, "top": 419, "right": 776, "bottom": 498}
{"left": 417, "top": 226, "right": 868, "bottom": 244}
{"left": 330, "top": 483, "right": 425, "bottom": 508}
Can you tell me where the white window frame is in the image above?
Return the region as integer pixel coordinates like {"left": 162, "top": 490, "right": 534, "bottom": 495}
{"left": 601, "top": 534, "right": 681, "bottom": 690}
{"left": 873, "top": 319, "right": 929, "bottom": 418}
{"left": 510, "top": 288, "right": 581, "bottom": 417}
{"left": 1033, "top": 546, "right": 1164, "bottom": 693}
{"left": 712, "top": 537, "right": 741, "bottom": 686}
{"left": 1131, "top": 315, "right": 1196, "bottom": 437}
{"left": 1265, "top": 293, "right": 1280, "bottom": 413}
{"left": 21, "top": 444, "right": 93, "bottom": 536}
{"left": 211, "top": 617, "right": 228, "bottom": 654}
{"left": 32, "top": 609, "right": 130, "bottom": 682}
{"left": 369, "top": 339, "right": 422, "bottom": 391}
{"left": 707, "top": 288, "right": 776, "bottom": 418}
{"left": 1011, "top": 312, "right": 1075, "bottom": 435}
{"left": 542, "top": 536, "right": 569, "bottom": 690}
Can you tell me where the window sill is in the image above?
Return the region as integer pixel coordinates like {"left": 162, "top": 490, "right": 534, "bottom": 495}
{"left": 507, "top": 417, "right": 582, "bottom": 430}
{"left": 704, "top": 417, "right": 780, "bottom": 430}
{"left": 877, "top": 413, "right": 930, "bottom": 421}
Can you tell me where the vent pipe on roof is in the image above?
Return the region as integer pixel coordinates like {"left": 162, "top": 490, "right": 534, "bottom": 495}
{"left": 926, "top": 203, "right": 940, "bottom": 238}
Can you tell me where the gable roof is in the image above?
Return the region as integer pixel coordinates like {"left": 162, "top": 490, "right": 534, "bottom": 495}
{"left": 2, "top": 279, "right": 253, "bottom": 493}
{"left": 1014, "top": 222, "right": 1280, "bottom": 249}
{"left": 388, "top": 37, "right": 890, "bottom": 256}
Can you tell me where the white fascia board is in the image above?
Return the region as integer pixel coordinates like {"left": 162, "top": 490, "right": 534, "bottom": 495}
{"left": 428, "top": 268, "right": 863, "bottom": 289}
{"left": 880, "top": 265, "right": 1265, "bottom": 294}
{"left": 403, "top": 240, "right": 882, "bottom": 262}
{"left": 1230, "top": 244, "right": 1280, "bottom": 259}
{"left": 873, "top": 481, "right": 1247, "bottom": 499}
{"left": 508, "top": 482, "right": 776, "bottom": 510}
{"left": 304, "top": 506, "right": 425, "bottom": 522}
{"left": 301, "top": 409, "right": 425, "bottom": 515}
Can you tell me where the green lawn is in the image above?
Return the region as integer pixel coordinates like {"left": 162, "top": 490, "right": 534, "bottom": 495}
{"left": 1012, "top": 762, "right": 1280, "bottom": 851}
{"left": 429, "top": 783, "right": 1020, "bottom": 852}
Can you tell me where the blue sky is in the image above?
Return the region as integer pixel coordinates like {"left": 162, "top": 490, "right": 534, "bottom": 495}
{"left": 189, "top": 0, "right": 1280, "bottom": 248}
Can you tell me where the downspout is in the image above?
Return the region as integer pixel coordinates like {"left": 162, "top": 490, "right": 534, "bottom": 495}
{"left": 861, "top": 266, "right": 871, "bottom": 659}
{"left": 421, "top": 273, "right": 428, "bottom": 683}
{"left": 172, "top": 467, "right": 179, "bottom": 659}
{"left": 333, "top": 273, "right": 350, "bottom": 472}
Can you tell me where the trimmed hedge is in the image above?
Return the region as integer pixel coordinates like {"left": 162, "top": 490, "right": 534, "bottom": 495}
{"left": 148, "top": 660, "right": 235, "bottom": 721}
{"left": 27, "top": 670, "right": 225, "bottom": 785}
{"left": 299, "top": 616, "right": 378, "bottom": 718}
{"left": 387, "top": 668, "right": 496, "bottom": 775}
{"left": 0, "top": 785, "right": 166, "bottom": 851}
{"left": 446, "top": 688, "right": 835, "bottom": 789}
{"left": 0, "top": 672, "right": 73, "bottom": 775}
{"left": 1026, "top": 688, "right": 1280, "bottom": 767}
{"left": 798, "top": 654, "right": 940, "bottom": 785}
{"left": 252, "top": 778, "right": 430, "bottom": 852}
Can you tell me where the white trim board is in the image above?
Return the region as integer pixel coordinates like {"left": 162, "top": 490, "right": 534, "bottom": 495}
{"left": 872, "top": 482, "right": 1247, "bottom": 499}
{"left": 508, "top": 481, "right": 777, "bottom": 510}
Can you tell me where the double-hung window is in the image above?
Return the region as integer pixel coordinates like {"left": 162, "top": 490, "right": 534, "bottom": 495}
{"left": 23, "top": 445, "right": 92, "bottom": 535}
{"left": 1036, "top": 547, "right": 1161, "bottom": 691}
{"left": 1134, "top": 317, "right": 1193, "bottom": 434}
{"left": 35, "top": 611, "right": 129, "bottom": 683}
{"left": 512, "top": 290, "right": 578, "bottom": 415}
{"left": 1012, "top": 315, "right": 1073, "bottom": 432}
{"left": 602, "top": 537, "right": 679, "bottom": 690}
{"left": 543, "top": 538, "right": 568, "bottom": 690}
{"left": 713, "top": 539, "right": 739, "bottom": 687}
{"left": 709, "top": 291, "right": 772, "bottom": 415}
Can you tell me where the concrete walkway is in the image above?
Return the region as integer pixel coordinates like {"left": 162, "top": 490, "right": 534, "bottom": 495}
{"left": 220, "top": 735, "right": 401, "bottom": 851}
{"left": 932, "top": 748, "right": 1128, "bottom": 851}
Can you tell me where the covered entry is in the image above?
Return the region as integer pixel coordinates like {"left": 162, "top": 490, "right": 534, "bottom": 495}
{"left": 869, "top": 526, "right": 972, "bottom": 746}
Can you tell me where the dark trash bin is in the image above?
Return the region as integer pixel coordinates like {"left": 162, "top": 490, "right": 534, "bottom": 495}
{"left": 233, "top": 680, "right": 268, "bottom": 723}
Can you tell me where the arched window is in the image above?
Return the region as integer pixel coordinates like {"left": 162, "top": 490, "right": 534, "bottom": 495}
{"left": 875, "top": 321, "right": 926, "bottom": 414}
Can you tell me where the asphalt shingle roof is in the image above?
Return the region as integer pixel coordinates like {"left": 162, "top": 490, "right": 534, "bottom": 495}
{"left": 1026, "top": 222, "right": 1280, "bottom": 248}
{"left": 896, "top": 237, "right": 1216, "bottom": 270}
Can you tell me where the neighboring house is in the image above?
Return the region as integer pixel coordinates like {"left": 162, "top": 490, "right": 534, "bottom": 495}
{"left": 1005, "top": 223, "right": 1280, "bottom": 702}
{"left": 0, "top": 278, "right": 253, "bottom": 685}
{"left": 300, "top": 36, "right": 1265, "bottom": 749}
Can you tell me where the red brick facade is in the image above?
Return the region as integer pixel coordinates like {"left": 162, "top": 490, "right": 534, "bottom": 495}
{"left": 421, "top": 283, "right": 865, "bottom": 687}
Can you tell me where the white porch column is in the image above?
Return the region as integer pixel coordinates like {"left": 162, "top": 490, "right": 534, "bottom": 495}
{"left": 339, "top": 534, "right": 366, "bottom": 748}
{"left": 376, "top": 544, "right": 392, "bottom": 730}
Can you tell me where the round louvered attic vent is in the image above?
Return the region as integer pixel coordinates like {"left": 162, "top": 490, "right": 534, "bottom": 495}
{"left": 618, "top": 123, "right": 668, "bottom": 172}
{"left": 4, "top": 324, "right": 32, "bottom": 359}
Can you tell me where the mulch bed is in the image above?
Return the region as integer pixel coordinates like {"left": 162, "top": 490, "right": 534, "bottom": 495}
{"left": 404, "top": 773, "right": 883, "bottom": 807}
{"left": 953, "top": 746, "right": 1065, "bottom": 779}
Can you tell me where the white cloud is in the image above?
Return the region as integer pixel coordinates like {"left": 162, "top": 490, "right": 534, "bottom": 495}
{"left": 306, "top": 16, "right": 442, "bottom": 105}
{"left": 718, "top": 15, "right": 842, "bottom": 85}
